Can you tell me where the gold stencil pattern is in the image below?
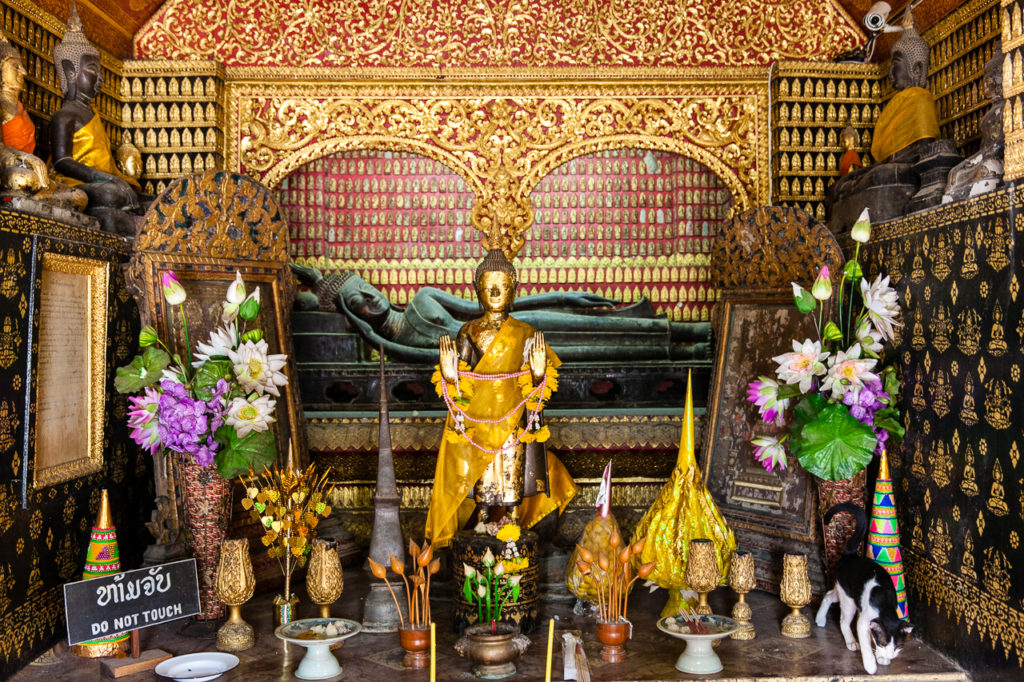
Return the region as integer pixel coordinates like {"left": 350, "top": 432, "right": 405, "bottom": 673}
{"left": 136, "top": 0, "right": 863, "bottom": 68}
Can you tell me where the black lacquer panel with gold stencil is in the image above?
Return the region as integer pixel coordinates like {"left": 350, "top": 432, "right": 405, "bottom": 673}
{"left": 0, "top": 210, "right": 153, "bottom": 677}
{"left": 859, "top": 186, "right": 1024, "bottom": 677}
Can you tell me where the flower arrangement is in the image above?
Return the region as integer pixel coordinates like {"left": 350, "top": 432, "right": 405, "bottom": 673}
{"left": 746, "top": 210, "right": 904, "bottom": 481}
{"left": 241, "top": 462, "right": 334, "bottom": 603}
{"left": 432, "top": 360, "right": 556, "bottom": 450}
{"left": 574, "top": 533, "right": 655, "bottom": 624}
{"left": 367, "top": 539, "right": 441, "bottom": 630}
{"left": 462, "top": 547, "right": 524, "bottom": 634}
{"left": 115, "top": 271, "right": 288, "bottom": 479}
{"left": 495, "top": 523, "right": 529, "bottom": 573}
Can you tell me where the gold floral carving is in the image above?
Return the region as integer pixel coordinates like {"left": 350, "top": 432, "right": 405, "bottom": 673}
{"left": 136, "top": 0, "right": 863, "bottom": 69}
{"left": 230, "top": 81, "right": 766, "bottom": 254}
{"left": 136, "top": 171, "right": 288, "bottom": 261}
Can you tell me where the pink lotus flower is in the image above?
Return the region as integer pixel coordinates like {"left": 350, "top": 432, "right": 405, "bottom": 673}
{"left": 772, "top": 339, "right": 828, "bottom": 393}
{"left": 811, "top": 266, "right": 832, "bottom": 301}
{"left": 821, "top": 345, "right": 879, "bottom": 399}
{"left": 746, "top": 376, "right": 789, "bottom": 425}
{"left": 751, "top": 435, "right": 787, "bottom": 472}
{"left": 161, "top": 271, "right": 186, "bottom": 305}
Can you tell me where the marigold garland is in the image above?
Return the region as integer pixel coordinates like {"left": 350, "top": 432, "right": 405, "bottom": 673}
{"left": 434, "top": 361, "right": 558, "bottom": 453}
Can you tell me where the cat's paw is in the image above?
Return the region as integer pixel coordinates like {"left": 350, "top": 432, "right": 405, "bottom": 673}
{"left": 815, "top": 614, "right": 827, "bottom": 628}
{"left": 863, "top": 658, "right": 878, "bottom": 675}
{"left": 846, "top": 641, "right": 859, "bottom": 652}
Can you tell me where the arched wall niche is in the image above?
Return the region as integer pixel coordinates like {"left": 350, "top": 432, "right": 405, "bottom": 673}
{"left": 228, "top": 77, "right": 768, "bottom": 262}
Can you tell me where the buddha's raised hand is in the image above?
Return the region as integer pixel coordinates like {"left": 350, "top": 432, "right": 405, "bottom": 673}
{"left": 529, "top": 330, "right": 546, "bottom": 381}
{"left": 439, "top": 334, "right": 459, "bottom": 383}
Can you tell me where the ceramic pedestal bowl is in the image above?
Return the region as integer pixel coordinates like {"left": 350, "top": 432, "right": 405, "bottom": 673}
{"left": 274, "top": 617, "right": 361, "bottom": 679}
{"left": 656, "top": 614, "right": 738, "bottom": 675}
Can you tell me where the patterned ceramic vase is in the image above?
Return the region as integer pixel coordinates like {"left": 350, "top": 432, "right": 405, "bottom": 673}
{"left": 180, "top": 458, "right": 232, "bottom": 620}
{"left": 815, "top": 469, "right": 867, "bottom": 582}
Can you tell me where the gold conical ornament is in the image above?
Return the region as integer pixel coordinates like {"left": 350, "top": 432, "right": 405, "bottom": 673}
{"left": 630, "top": 371, "right": 736, "bottom": 616}
{"left": 71, "top": 490, "right": 130, "bottom": 658}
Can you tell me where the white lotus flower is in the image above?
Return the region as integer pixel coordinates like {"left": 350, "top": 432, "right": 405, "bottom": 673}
{"left": 855, "top": 317, "right": 883, "bottom": 356}
{"left": 772, "top": 339, "right": 828, "bottom": 393}
{"left": 225, "top": 395, "right": 276, "bottom": 438}
{"left": 226, "top": 271, "right": 247, "bottom": 304}
{"left": 192, "top": 322, "right": 238, "bottom": 367}
{"left": 821, "top": 345, "right": 879, "bottom": 399}
{"left": 860, "top": 274, "right": 901, "bottom": 342}
{"left": 228, "top": 339, "right": 288, "bottom": 396}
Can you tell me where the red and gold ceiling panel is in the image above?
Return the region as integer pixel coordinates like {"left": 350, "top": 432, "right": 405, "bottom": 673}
{"left": 135, "top": 0, "right": 866, "bottom": 68}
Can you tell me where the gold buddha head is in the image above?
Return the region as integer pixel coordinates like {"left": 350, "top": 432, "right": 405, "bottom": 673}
{"left": 53, "top": 3, "right": 101, "bottom": 99}
{"left": 889, "top": 12, "right": 929, "bottom": 91}
{"left": 474, "top": 249, "right": 517, "bottom": 313}
{"left": 115, "top": 140, "right": 142, "bottom": 180}
{"left": 840, "top": 124, "right": 858, "bottom": 151}
{"left": 0, "top": 33, "right": 25, "bottom": 103}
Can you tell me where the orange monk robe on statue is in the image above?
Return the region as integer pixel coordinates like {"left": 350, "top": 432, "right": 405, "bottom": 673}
{"left": 426, "top": 317, "right": 576, "bottom": 548}
{"left": 2, "top": 102, "right": 35, "bottom": 153}
{"left": 871, "top": 86, "right": 941, "bottom": 163}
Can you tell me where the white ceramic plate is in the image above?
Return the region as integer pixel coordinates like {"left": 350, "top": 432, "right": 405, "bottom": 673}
{"left": 154, "top": 652, "right": 240, "bottom": 682}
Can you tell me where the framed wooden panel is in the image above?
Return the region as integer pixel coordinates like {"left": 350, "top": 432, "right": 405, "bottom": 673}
{"left": 32, "top": 252, "right": 109, "bottom": 488}
{"left": 700, "top": 289, "right": 824, "bottom": 592}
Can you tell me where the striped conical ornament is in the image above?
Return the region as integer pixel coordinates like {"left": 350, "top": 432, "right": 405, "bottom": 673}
{"left": 866, "top": 451, "right": 909, "bottom": 619}
{"left": 71, "top": 489, "right": 130, "bottom": 657}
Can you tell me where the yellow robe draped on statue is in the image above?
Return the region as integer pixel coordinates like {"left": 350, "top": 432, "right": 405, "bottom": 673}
{"left": 871, "top": 86, "right": 940, "bottom": 163}
{"left": 426, "top": 317, "right": 577, "bottom": 548}
{"left": 52, "top": 113, "right": 140, "bottom": 190}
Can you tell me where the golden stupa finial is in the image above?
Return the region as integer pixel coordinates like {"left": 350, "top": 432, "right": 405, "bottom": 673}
{"left": 878, "top": 449, "right": 890, "bottom": 480}
{"left": 95, "top": 489, "right": 113, "bottom": 529}
{"left": 677, "top": 369, "right": 695, "bottom": 468}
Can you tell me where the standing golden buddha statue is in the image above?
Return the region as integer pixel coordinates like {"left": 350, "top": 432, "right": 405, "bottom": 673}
{"left": 425, "top": 249, "right": 576, "bottom": 547}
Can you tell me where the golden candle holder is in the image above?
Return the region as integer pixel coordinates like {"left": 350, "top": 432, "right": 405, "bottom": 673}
{"left": 685, "top": 539, "right": 721, "bottom": 616}
{"left": 307, "top": 538, "right": 344, "bottom": 618}
{"left": 728, "top": 550, "right": 756, "bottom": 640}
{"left": 215, "top": 538, "right": 256, "bottom": 651}
{"left": 779, "top": 553, "right": 811, "bottom": 638}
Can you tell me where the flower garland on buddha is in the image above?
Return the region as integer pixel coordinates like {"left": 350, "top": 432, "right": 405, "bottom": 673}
{"left": 425, "top": 250, "right": 576, "bottom": 548}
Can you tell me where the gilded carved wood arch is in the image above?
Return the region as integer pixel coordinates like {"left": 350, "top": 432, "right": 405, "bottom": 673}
{"left": 227, "top": 79, "right": 769, "bottom": 257}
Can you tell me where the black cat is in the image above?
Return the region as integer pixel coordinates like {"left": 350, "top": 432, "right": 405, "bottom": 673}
{"left": 814, "top": 502, "right": 914, "bottom": 675}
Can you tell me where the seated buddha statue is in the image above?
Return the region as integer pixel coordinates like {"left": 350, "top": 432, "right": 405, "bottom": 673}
{"left": 291, "top": 262, "right": 711, "bottom": 363}
{"left": 944, "top": 42, "right": 1004, "bottom": 203}
{"left": 0, "top": 33, "right": 86, "bottom": 210}
{"left": 49, "top": 5, "right": 146, "bottom": 234}
{"left": 425, "top": 249, "right": 577, "bottom": 547}
{"left": 827, "top": 11, "right": 960, "bottom": 234}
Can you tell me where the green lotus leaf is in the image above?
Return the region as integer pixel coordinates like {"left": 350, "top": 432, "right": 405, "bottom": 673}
{"left": 791, "top": 403, "right": 875, "bottom": 481}
{"left": 114, "top": 347, "right": 170, "bottom": 393}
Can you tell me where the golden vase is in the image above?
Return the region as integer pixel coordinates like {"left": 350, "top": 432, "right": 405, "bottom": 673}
{"left": 685, "top": 539, "right": 720, "bottom": 615}
{"left": 307, "top": 538, "right": 344, "bottom": 618}
{"left": 728, "top": 550, "right": 756, "bottom": 640}
{"left": 214, "top": 538, "right": 256, "bottom": 651}
{"left": 779, "top": 553, "right": 811, "bottom": 638}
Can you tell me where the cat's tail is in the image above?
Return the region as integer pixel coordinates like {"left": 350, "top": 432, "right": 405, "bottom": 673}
{"left": 824, "top": 502, "right": 868, "bottom": 556}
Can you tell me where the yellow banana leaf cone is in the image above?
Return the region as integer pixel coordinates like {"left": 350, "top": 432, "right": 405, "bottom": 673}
{"left": 566, "top": 460, "right": 622, "bottom": 604}
{"left": 630, "top": 370, "right": 736, "bottom": 616}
